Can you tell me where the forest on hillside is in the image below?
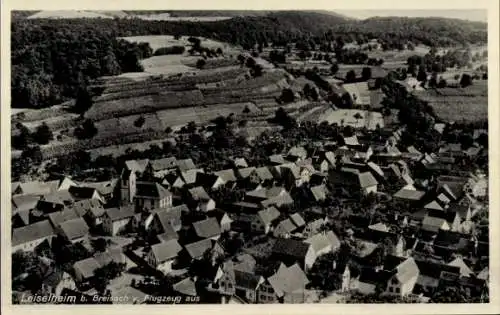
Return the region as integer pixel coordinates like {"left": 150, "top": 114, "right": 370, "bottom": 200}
{"left": 11, "top": 12, "right": 487, "bottom": 109}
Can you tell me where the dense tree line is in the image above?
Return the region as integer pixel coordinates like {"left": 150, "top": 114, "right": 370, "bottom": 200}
{"left": 11, "top": 20, "right": 152, "bottom": 109}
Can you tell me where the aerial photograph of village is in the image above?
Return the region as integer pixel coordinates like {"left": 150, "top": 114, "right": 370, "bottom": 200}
{"left": 9, "top": 9, "right": 489, "bottom": 304}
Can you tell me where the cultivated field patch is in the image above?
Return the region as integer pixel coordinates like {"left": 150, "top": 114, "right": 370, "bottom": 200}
{"left": 414, "top": 81, "right": 488, "bottom": 123}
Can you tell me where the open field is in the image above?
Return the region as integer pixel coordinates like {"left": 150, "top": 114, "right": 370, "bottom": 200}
{"left": 132, "top": 14, "right": 233, "bottom": 22}
{"left": 414, "top": 81, "right": 487, "bottom": 122}
{"left": 119, "top": 35, "right": 238, "bottom": 52}
{"left": 156, "top": 102, "right": 260, "bottom": 128}
{"left": 87, "top": 138, "right": 176, "bottom": 159}
{"left": 368, "top": 45, "right": 430, "bottom": 62}
{"left": 318, "top": 108, "right": 385, "bottom": 130}
{"left": 141, "top": 55, "right": 199, "bottom": 75}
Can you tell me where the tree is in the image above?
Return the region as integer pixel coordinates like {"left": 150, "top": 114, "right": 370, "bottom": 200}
{"left": 196, "top": 59, "right": 206, "bottom": 69}
{"left": 93, "top": 261, "right": 127, "bottom": 293}
{"left": 32, "top": 122, "right": 53, "bottom": 145}
{"left": 438, "top": 77, "right": 447, "bottom": 88}
{"left": 242, "top": 105, "right": 251, "bottom": 114}
{"left": 362, "top": 67, "right": 372, "bottom": 81}
{"left": 12, "top": 123, "right": 32, "bottom": 150}
{"left": 428, "top": 72, "right": 438, "bottom": 88}
{"left": 74, "top": 87, "right": 93, "bottom": 114}
{"left": 345, "top": 70, "right": 356, "bottom": 83}
{"left": 134, "top": 115, "right": 146, "bottom": 128}
{"left": 353, "top": 112, "right": 363, "bottom": 125}
{"left": 417, "top": 65, "right": 427, "bottom": 82}
{"left": 460, "top": 74, "right": 473, "bottom": 87}
{"left": 274, "top": 107, "right": 297, "bottom": 130}
{"left": 331, "top": 63, "right": 339, "bottom": 75}
{"left": 280, "top": 88, "right": 295, "bottom": 104}
{"left": 74, "top": 119, "right": 98, "bottom": 139}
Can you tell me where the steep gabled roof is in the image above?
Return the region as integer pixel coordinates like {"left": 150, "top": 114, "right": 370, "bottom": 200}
{"left": 48, "top": 208, "right": 80, "bottom": 227}
{"left": 289, "top": 213, "right": 306, "bottom": 228}
{"left": 135, "top": 182, "right": 172, "bottom": 199}
{"left": 236, "top": 167, "right": 257, "bottom": 179}
{"left": 105, "top": 206, "right": 136, "bottom": 222}
{"left": 12, "top": 220, "right": 55, "bottom": 247}
{"left": 305, "top": 231, "right": 340, "bottom": 253}
{"left": 173, "top": 277, "right": 197, "bottom": 296}
{"left": 214, "top": 169, "right": 237, "bottom": 182}
{"left": 268, "top": 263, "right": 309, "bottom": 297}
{"left": 233, "top": 158, "right": 249, "bottom": 168}
{"left": 151, "top": 239, "right": 182, "bottom": 263}
{"left": 272, "top": 238, "right": 310, "bottom": 260}
{"left": 447, "top": 257, "right": 474, "bottom": 277}
{"left": 185, "top": 239, "right": 213, "bottom": 260}
{"left": 310, "top": 185, "right": 329, "bottom": 201}
{"left": 257, "top": 207, "right": 281, "bottom": 226}
{"left": 150, "top": 157, "right": 177, "bottom": 171}
{"left": 393, "top": 188, "right": 425, "bottom": 201}
{"left": 192, "top": 217, "right": 221, "bottom": 239}
{"left": 255, "top": 167, "right": 274, "bottom": 181}
{"left": 188, "top": 186, "right": 212, "bottom": 202}
{"left": 59, "top": 217, "right": 89, "bottom": 241}
{"left": 176, "top": 158, "right": 196, "bottom": 171}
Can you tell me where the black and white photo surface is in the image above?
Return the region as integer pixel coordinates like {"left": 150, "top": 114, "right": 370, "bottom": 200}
{"left": 7, "top": 7, "right": 491, "bottom": 305}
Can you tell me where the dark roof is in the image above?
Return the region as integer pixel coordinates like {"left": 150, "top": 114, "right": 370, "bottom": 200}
{"left": 415, "top": 259, "right": 460, "bottom": 279}
{"left": 196, "top": 173, "right": 225, "bottom": 188}
{"left": 185, "top": 239, "right": 213, "bottom": 259}
{"left": 192, "top": 217, "right": 221, "bottom": 239}
{"left": 234, "top": 270, "right": 261, "bottom": 290}
{"left": 358, "top": 268, "right": 385, "bottom": 284}
{"left": 59, "top": 217, "right": 89, "bottom": 240}
{"left": 12, "top": 220, "right": 55, "bottom": 247}
{"left": 135, "top": 182, "right": 172, "bottom": 199}
{"left": 272, "top": 238, "right": 310, "bottom": 259}
{"left": 72, "top": 199, "right": 103, "bottom": 217}
{"left": 105, "top": 206, "right": 136, "bottom": 221}
{"left": 68, "top": 186, "right": 98, "bottom": 200}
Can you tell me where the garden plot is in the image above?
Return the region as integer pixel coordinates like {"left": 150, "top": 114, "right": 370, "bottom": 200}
{"left": 141, "top": 55, "right": 199, "bottom": 75}
{"left": 156, "top": 102, "right": 260, "bottom": 129}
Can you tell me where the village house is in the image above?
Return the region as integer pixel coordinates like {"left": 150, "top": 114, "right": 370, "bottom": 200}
{"left": 192, "top": 217, "right": 222, "bottom": 241}
{"left": 233, "top": 157, "right": 249, "bottom": 169}
{"left": 329, "top": 168, "right": 378, "bottom": 196}
{"left": 251, "top": 207, "right": 281, "bottom": 234}
{"left": 214, "top": 169, "right": 238, "bottom": 185}
{"left": 77, "top": 179, "right": 119, "bottom": 205}
{"left": 145, "top": 205, "right": 184, "bottom": 236}
{"left": 273, "top": 218, "right": 298, "bottom": 238}
{"left": 41, "top": 269, "right": 77, "bottom": 296}
{"left": 209, "top": 209, "right": 234, "bottom": 233}
{"left": 57, "top": 217, "right": 90, "bottom": 244}
{"left": 73, "top": 249, "right": 126, "bottom": 284}
{"left": 265, "top": 263, "right": 310, "bottom": 303}
{"left": 12, "top": 220, "right": 55, "bottom": 252}
{"left": 147, "top": 157, "right": 178, "bottom": 178}
{"left": 383, "top": 256, "right": 420, "bottom": 298}
{"left": 146, "top": 239, "right": 183, "bottom": 274}
{"left": 414, "top": 260, "right": 461, "bottom": 296}
{"left": 102, "top": 206, "right": 136, "bottom": 236}
{"left": 304, "top": 230, "right": 341, "bottom": 257}
{"left": 196, "top": 173, "right": 227, "bottom": 190}
{"left": 134, "top": 182, "right": 173, "bottom": 212}
{"left": 287, "top": 146, "right": 308, "bottom": 162}
{"left": 48, "top": 208, "right": 80, "bottom": 229}
{"left": 271, "top": 238, "right": 316, "bottom": 271}
{"left": 187, "top": 186, "right": 216, "bottom": 212}
{"left": 233, "top": 268, "right": 264, "bottom": 303}
{"left": 77, "top": 199, "right": 106, "bottom": 227}
{"left": 183, "top": 239, "right": 225, "bottom": 263}
{"left": 176, "top": 158, "right": 197, "bottom": 172}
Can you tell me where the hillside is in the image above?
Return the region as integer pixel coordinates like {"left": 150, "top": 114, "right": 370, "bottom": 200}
{"left": 331, "top": 16, "right": 487, "bottom": 46}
